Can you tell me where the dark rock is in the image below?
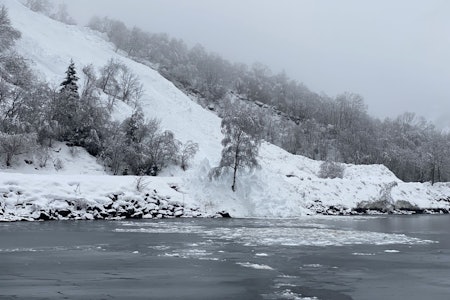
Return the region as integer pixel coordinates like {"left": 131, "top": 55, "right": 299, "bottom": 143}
{"left": 352, "top": 207, "right": 367, "bottom": 214}
{"left": 57, "top": 209, "right": 71, "bottom": 218}
{"left": 38, "top": 211, "right": 51, "bottom": 221}
{"left": 109, "top": 194, "right": 119, "bottom": 202}
{"left": 106, "top": 209, "right": 117, "bottom": 217}
{"left": 356, "top": 200, "right": 392, "bottom": 213}
{"left": 104, "top": 202, "right": 113, "bottom": 210}
{"left": 93, "top": 212, "right": 104, "bottom": 220}
{"left": 393, "top": 200, "right": 420, "bottom": 211}
{"left": 218, "top": 211, "right": 231, "bottom": 218}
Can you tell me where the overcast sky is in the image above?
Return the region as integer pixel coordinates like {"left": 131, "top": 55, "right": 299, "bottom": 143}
{"left": 64, "top": 0, "right": 450, "bottom": 126}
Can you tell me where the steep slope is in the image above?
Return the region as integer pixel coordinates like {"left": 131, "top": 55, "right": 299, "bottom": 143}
{"left": 1, "top": 0, "right": 449, "bottom": 219}
{"left": 3, "top": 0, "right": 223, "bottom": 165}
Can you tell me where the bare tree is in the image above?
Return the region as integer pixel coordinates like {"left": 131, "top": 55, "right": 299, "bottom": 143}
{"left": 0, "top": 133, "right": 36, "bottom": 166}
{"left": 212, "top": 104, "right": 262, "bottom": 192}
{"left": 81, "top": 64, "right": 97, "bottom": 100}
{"left": 118, "top": 65, "right": 143, "bottom": 105}
{"left": 179, "top": 140, "right": 199, "bottom": 171}
{"left": 97, "top": 58, "right": 121, "bottom": 94}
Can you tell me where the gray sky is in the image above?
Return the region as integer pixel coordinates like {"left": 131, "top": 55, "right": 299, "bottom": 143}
{"left": 64, "top": 0, "right": 450, "bottom": 126}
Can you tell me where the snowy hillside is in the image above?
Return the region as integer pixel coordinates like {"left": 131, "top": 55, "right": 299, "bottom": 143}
{"left": 1, "top": 0, "right": 450, "bottom": 220}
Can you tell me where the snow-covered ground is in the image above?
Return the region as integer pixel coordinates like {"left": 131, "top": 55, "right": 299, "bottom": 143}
{"left": 1, "top": 0, "right": 450, "bottom": 221}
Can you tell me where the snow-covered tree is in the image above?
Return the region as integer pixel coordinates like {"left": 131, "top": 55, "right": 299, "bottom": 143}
{"left": 53, "top": 60, "right": 80, "bottom": 140}
{"left": 118, "top": 65, "right": 143, "bottom": 105}
{"left": 179, "top": 140, "right": 199, "bottom": 171}
{"left": 0, "top": 132, "right": 36, "bottom": 166}
{"left": 60, "top": 60, "right": 79, "bottom": 95}
{"left": 0, "top": 6, "right": 21, "bottom": 53}
{"left": 318, "top": 161, "right": 345, "bottom": 179}
{"left": 122, "top": 108, "right": 146, "bottom": 145}
{"left": 100, "top": 121, "right": 127, "bottom": 175}
{"left": 24, "top": 0, "right": 51, "bottom": 14}
{"left": 50, "top": 3, "right": 76, "bottom": 25}
{"left": 212, "top": 104, "right": 262, "bottom": 191}
{"left": 98, "top": 58, "right": 122, "bottom": 100}
{"left": 144, "top": 130, "right": 179, "bottom": 175}
{"left": 108, "top": 20, "right": 129, "bottom": 52}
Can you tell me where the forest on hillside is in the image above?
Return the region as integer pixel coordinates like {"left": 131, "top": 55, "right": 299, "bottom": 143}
{"left": 0, "top": 5, "right": 198, "bottom": 176}
{"left": 2, "top": 1, "right": 450, "bottom": 184}
{"left": 85, "top": 13, "right": 450, "bottom": 183}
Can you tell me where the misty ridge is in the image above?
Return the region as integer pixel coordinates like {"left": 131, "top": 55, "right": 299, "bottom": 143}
{"left": 1, "top": 0, "right": 449, "bottom": 185}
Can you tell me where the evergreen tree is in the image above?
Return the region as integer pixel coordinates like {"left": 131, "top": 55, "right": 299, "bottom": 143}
{"left": 122, "top": 108, "right": 145, "bottom": 145}
{"left": 53, "top": 60, "right": 80, "bottom": 141}
{"left": 60, "top": 60, "right": 79, "bottom": 96}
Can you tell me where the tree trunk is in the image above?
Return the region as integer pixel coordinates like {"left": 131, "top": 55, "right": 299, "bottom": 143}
{"left": 231, "top": 134, "right": 242, "bottom": 192}
{"left": 232, "top": 145, "right": 240, "bottom": 192}
{"left": 231, "top": 166, "right": 237, "bottom": 192}
{"left": 431, "top": 163, "right": 435, "bottom": 185}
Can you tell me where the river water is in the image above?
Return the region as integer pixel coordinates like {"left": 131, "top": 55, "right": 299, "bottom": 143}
{"left": 1, "top": 216, "right": 449, "bottom": 300}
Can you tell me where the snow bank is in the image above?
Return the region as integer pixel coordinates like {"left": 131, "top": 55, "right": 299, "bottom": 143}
{"left": 0, "top": 172, "right": 206, "bottom": 221}
{"left": 1, "top": 0, "right": 450, "bottom": 220}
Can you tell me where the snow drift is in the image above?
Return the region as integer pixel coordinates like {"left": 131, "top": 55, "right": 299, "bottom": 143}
{"left": 1, "top": 0, "right": 450, "bottom": 221}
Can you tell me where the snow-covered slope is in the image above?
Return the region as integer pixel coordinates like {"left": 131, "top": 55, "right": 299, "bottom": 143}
{"left": 3, "top": 0, "right": 223, "bottom": 164}
{"left": 1, "top": 0, "right": 450, "bottom": 220}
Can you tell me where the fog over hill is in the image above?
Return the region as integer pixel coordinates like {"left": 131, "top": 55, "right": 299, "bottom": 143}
{"left": 64, "top": 0, "right": 450, "bottom": 127}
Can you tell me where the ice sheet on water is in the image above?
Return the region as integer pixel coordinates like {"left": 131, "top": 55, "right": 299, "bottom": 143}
{"left": 159, "top": 248, "right": 217, "bottom": 260}
{"left": 113, "top": 220, "right": 436, "bottom": 247}
{"left": 0, "top": 245, "right": 105, "bottom": 253}
{"left": 115, "top": 225, "right": 204, "bottom": 234}
{"left": 0, "top": 248, "right": 39, "bottom": 253}
{"left": 236, "top": 262, "right": 274, "bottom": 270}
{"left": 352, "top": 252, "right": 376, "bottom": 256}
{"left": 302, "top": 264, "right": 323, "bottom": 268}
{"left": 148, "top": 245, "right": 171, "bottom": 251}
{"left": 263, "top": 289, "right": 318, "bottom": 300}
{"left": 204, "top": 227, "right": 435, "bottom": 247}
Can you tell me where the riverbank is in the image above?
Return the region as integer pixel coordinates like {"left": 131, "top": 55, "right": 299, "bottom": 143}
{"left": 1, "top": 172, "right": 450, "bottom": 221}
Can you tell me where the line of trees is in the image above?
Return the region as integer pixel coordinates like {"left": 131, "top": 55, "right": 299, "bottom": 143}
{"left": 22, "top": 0, "right": 76, "bottom": 25}
{"left": 86, "top": 14, "right": 450, "bottom": 184}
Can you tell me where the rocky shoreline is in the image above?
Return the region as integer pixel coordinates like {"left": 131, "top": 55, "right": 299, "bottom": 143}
{"left": 2, "top": 194, "right": 449, "bottom": 222}
{"left": 0, "top": 190, "right": 213, "bottom": 222}
{"left": 307, "top": 199, "right": 450, "bottom": 216}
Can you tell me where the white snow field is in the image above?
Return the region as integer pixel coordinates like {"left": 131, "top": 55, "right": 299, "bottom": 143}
{"left": 1, "top": 0, "right": 450, "bottom": 220}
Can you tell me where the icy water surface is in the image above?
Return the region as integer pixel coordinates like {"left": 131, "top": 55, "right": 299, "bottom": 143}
{"left": 1, "top": 216, "right": 450, "bottom": 299}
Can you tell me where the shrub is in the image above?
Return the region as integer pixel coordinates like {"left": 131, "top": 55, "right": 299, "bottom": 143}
{"left": 318, "top": 160, "right": 345, "bottom": 179}
{"left": 0, "top": 133, "right": 36, "bottom": 167}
